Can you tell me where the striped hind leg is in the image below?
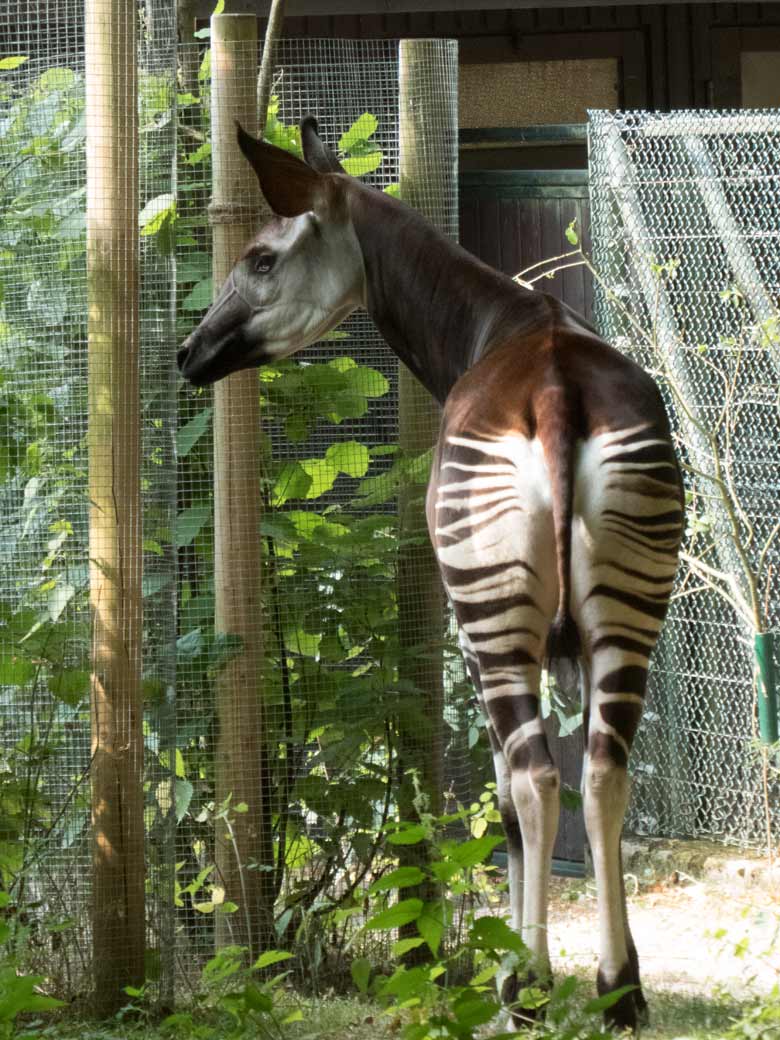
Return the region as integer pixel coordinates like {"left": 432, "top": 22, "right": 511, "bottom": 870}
{"left": 431, "top": 435, "right": 561, "bottom": 1017}
{"left": 463, "top": 636, "right": 561, "bottom": 1010}
{"left": 574, "top": 426, "right": 683, "bottom": 1031}
{"left": 581, "top": 641, "right": 648, "bottom": 1032}
{"left": 458, "top": 629, "right": 524, "bottom": 936}
{"left": 452, "top": 588, "right": 559, "bottom": 1020}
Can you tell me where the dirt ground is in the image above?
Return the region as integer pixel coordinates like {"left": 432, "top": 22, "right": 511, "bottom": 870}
{"left": 546, "top": 843, "right": 779, "bottom": 1002}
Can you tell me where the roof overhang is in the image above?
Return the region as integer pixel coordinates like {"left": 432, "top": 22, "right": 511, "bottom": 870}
{"left": 197, "top": 1, "right": 735, "bottom": 16}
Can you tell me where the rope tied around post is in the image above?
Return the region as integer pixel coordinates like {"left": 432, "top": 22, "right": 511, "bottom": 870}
{"left": 207, "top": 200, "right": 263, "bottom": 226}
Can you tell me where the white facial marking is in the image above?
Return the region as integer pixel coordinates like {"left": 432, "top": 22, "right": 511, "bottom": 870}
{"left": 237, "top": 209, "right": 366, "bottom": 359}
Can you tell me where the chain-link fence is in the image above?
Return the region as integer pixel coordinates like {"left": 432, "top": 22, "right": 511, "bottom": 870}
{"left": 589, "top": 109, "right": 780, "bottom": 847}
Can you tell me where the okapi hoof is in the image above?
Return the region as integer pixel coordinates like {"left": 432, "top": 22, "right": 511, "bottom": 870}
{"left": 501, "top": 969, "right": 551, "bottom": 1028}
{"left": 635, "top": 990, "right": 650, "bottom": 1030}
{"left": 597, "top": 965, "right": 645, "bottom": 1034}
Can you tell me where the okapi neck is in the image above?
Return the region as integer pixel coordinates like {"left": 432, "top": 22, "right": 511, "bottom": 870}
{"left": 347, "top": 183, "right": 552, "bottom": 405}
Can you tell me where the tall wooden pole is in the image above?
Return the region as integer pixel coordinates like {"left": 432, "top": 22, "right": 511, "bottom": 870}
{"left": 85, "top": 0, "right": 144, "bottom": 1013}
{"left": 396, "top": 39, "right": 458, "bottom": 943}
{"left": 210, "top": 13, "right": 275, "bottom": 958}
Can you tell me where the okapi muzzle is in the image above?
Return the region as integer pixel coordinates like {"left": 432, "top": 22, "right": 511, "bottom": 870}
{"left": 177, "top": 270, "right": 265, "bottom": 386}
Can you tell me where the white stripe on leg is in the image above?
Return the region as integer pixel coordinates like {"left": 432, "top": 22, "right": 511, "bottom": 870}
{"left": 583, "top": 757, "right": 630, "bottom": 982}
{"left": 493, "top": 750, "right": 523, "bottom": 932}
{"left": 511, "top": 764, "right": 559, "bottom": 974}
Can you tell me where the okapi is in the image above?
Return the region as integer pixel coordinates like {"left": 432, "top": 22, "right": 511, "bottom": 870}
{"left": 178, "top": 116, "right": 684, "bottom": 1032}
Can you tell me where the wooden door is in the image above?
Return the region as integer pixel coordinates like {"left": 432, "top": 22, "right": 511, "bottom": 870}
{"left": 460, "top": 169, "right": 592, "bottom": 318}
{"left": 459, "top": 169, "right": 590, "bottom": 866}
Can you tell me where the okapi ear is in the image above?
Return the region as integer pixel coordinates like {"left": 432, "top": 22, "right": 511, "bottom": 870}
{"left": 236, "top": 123, "right": 322, "bottom": 217}
{"left": 300, "top": 115, "right": 346, "bottom": 174}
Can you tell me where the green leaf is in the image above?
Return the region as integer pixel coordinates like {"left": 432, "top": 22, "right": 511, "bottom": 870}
{"left": 283, "top": 625, "right": 321, "bottom": 657}
{"left": 469, "top": 916, "right": 526, "bottom": 955}
{"left": 369, "top": 866, "right": 425, "bottom": 894}
{"left": 0, "top": 654, "right": 35, "bottom": 686}
{"left": 241, "top": 984, "right": 273, "bottom": 1013}
{"left": 565, "top": 218, "right": 579, "bottom": 246}
{"left": 429, "top": 858, "right": 461, "bottom": 884}
{"left": 284, "top": 414, "right": 310, "bottom": 443}
{"left": 182, "top": 278, "right": 213, "bottom": 312}
{"left": 47, "top": 581, "right": 75, "bottom": 622}
{"left": 325, "top": 391, "right": 368, "bottom": 424}
{"left": 0, "top": 56, "right": 29, "bottom": 70}
{"left": 253, "top": 949, "right": 293, "bottom": 971}
{"left": 38, "top": 66, "right": 75, "bottom": 91}
{"left": 328, "top": 356, "right": 357, "bottom": 373}
{"left": 176, "top": 407, "right": 212, "bottom": 457}
{"left": 552, "top": 975, "right": 579, "bottom": 1002}
{"left": 284, "top": 833, "right": 321, "bottom": 869}
{"left": 300, "top": 456, "right": 339, "bottom": 498}
{"left": 350, "top": 957, "right": 371, "bottom": 994}
{"left": 416, "top": 900, "right": 446, "bottom": 955}
{"left": 365, "top": 898, "right": 423, "bottom": 931}
{"left": 338, "top": 113, "right": 378, "bottom": 153}
{"left": 177, "top": 628, "right": 203, "bottom": 659}
{"left": 583, "top": 984, "right": 636, "bottom": 1014}
{"left": 346, "top": 365, "right": 389, "bottom": 398}
{"left": 391, "top": 937, "right": 425, "bottom": 958}
{"left": 184, "top": 141, "right": 211, "bottom": 165}
{"left": 326, "top": 441, "right": 370, "bottom": 478}
{"left": 342, "top": 152, "right": 382, "bottom": 177}
{"left": 272, "top": 462, "right": 312, "bottom": 506}
{"left": 175, "top": 503, "right": 211, "bottom": 548}
{"left": 175, "top": 779, "right": 194, "bottom": 822}
{"left": 386, "top": 824, "right": 427, "bottom": 846}
{"left": 139, "top": 193, "right": 175, "bottom": 234}
{"left": 560, "top": 784, "right": 583, "bottom": 812}
{"left": 517, "top": 985, "right": 550, "bottom": 1011}
{"left": 49, "top": 669, "right": 89, "bottom": 706}
{"left": 446, "top": 834, "right": 504, "bottom": 869}
{"left": 470, "top": 963, "right": 499, "bottom": 987}
{"left": 452, "top": 993, "right": 500, "bottom": 1029}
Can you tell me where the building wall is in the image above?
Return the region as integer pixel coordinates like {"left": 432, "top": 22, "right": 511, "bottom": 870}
{"left": 239, "top": 3, "right": 780, "bottom": 111}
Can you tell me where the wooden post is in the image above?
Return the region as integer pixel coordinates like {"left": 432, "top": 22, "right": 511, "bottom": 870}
{"left": 396, "top": 39, "right": 457, "bottom": 940}
{"left": 85, "top": 0, "right": 145, "bottom": 1013}
{"left": 210, "top": 13, "right": 275, "bottom": 958}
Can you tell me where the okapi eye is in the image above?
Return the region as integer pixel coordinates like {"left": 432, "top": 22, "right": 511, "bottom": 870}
{"left": 254, "top": 254, "right": 275, "bottom": 274}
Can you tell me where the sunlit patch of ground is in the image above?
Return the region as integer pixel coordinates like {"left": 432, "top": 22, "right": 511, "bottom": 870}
{"left": 546, "top": 868, "right": 778, "bottom": 1001}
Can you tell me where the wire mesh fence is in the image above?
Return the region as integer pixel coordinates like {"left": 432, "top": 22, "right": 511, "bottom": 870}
{"left": 174, "top": 30, "right": 471, "bottom": 984}
{"left": 1, "top": 0, "right": 179, "bottom": 1002}
{"left": 589, "top": 108, "right": 780, "bottom": 847}
{"left": 1, "top": 2, "right": 473, "bottom": 1003}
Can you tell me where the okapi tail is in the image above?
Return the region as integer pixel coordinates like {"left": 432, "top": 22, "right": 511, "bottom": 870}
{"left": 539, "top": 386, "right": 582, "bottom": 697}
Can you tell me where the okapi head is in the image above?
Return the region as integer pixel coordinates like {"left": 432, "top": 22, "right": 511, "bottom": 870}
{"left": 178, "top": 117, "right": 366, "bottom": 386}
